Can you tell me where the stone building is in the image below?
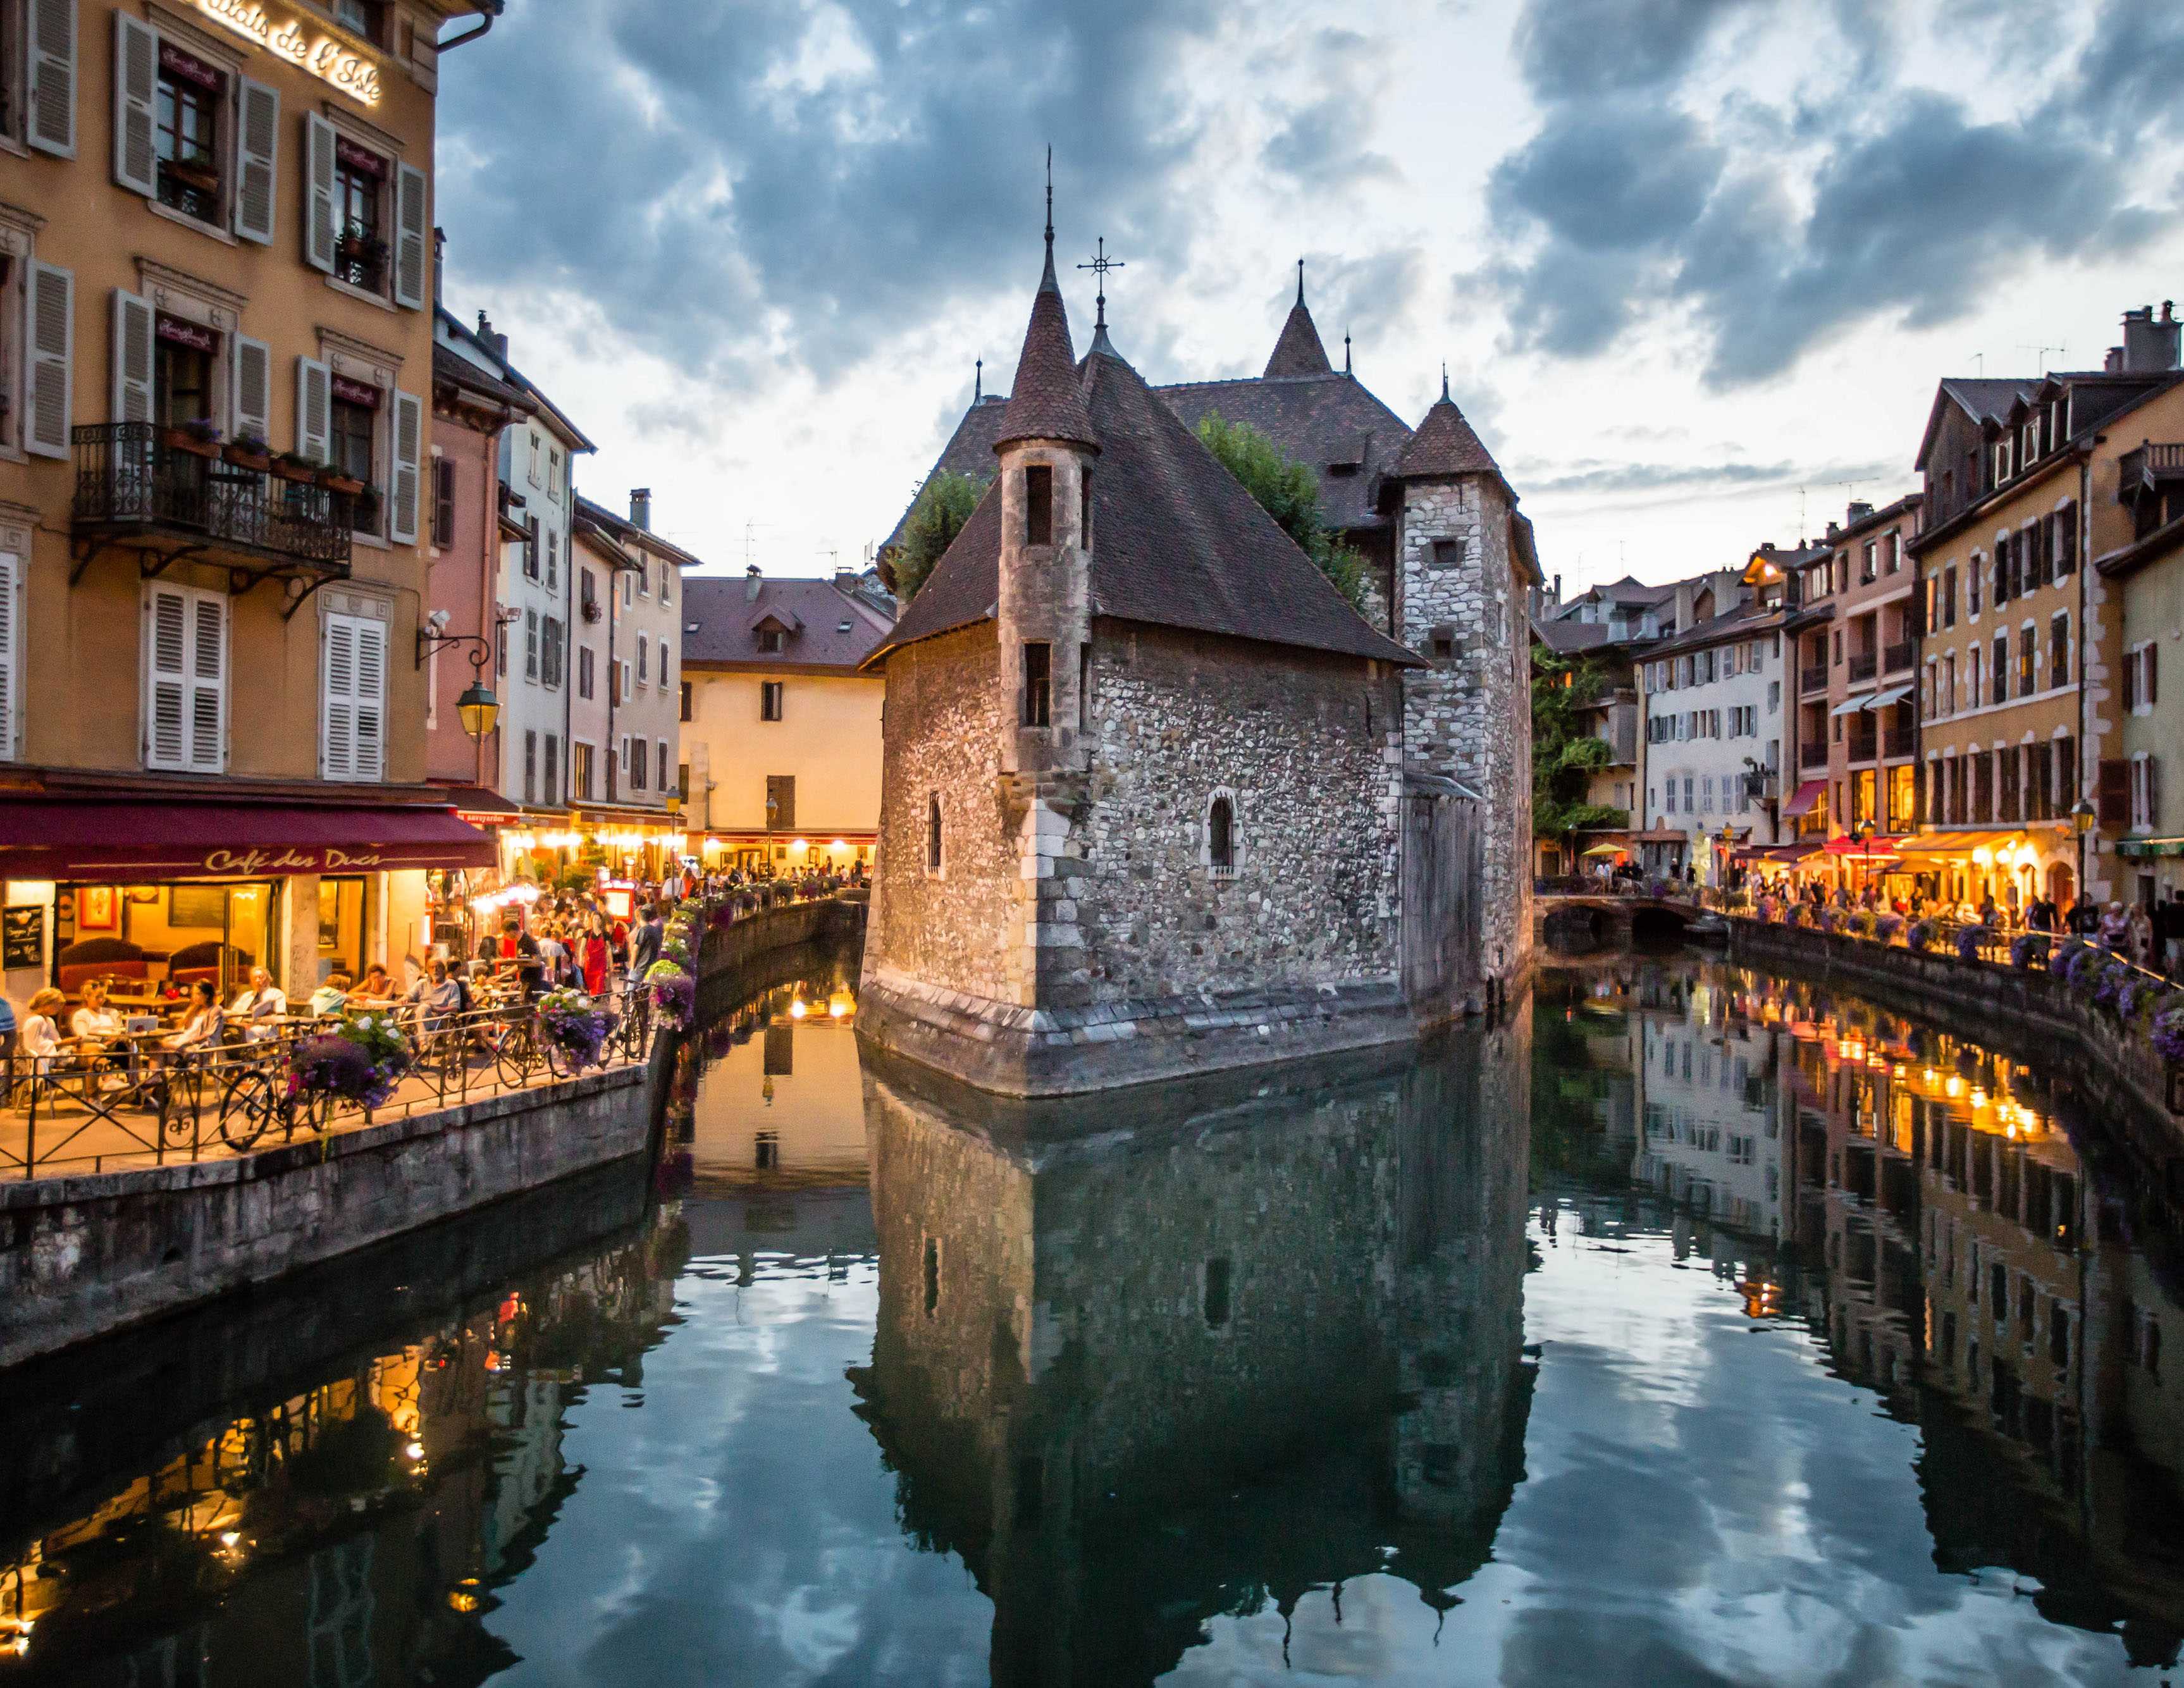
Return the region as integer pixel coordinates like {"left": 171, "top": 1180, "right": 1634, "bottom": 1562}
{"left": 862, "top": 230, "right": 1536, "bottom": 1094}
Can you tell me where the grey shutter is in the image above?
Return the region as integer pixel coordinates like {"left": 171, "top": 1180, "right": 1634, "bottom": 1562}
{"left": 389, "top": 388, "right": 423, "bottom": 543}
{"left": 0, "top": 550, "right": 21, "bottom": 760}
{"left": 144, "top": 586, "right": 190, "bottom": 769}
{"left": 230, "top": 335, "right": 271, "bottom": 447}
{"left": 393, "top": 163, "right": 428, "bottom": 309}
{"left": 295, "top": 357, "right": 331, "bottom": 463}
{"left": 111, "top": 288, "right": 154, "bottom": 422}
{"left": 321, "top": 615, "right": 356, "bottom": 778}
{"left": 304, "top": 114, "right": 337, "bottom": 274}
{"left": 187, "top": 592, "right": 226, "bottom": 772}
{"left": 27, "top": 0, "right": 77, "bottom": 157}
{"left": 233, "top": 77, "right": 280, "bottom": 244}
{"left": 24, "top": 262, "right": 72, "bottom": 459}
{"left": 111, "top": 11, "right": 156, "bottom": 197}
{"left": 353, "top": 618, "right": 386, "bottom": 780}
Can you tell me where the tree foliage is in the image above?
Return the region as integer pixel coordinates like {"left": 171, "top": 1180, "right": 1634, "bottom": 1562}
{"left": 889, "top": 469, "right": 989, "bottom": 603}
{"left": 1532, "top": 651, "right": 1629, "bottom": 841}
{"left": 1195, "top": 413, "right": 1367, "bottom": 612}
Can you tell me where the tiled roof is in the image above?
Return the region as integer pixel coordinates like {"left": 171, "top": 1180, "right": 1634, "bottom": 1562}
{"left": 1157, "top": 372, "right": 1414, "bottom": 533}
{"left": 1939, "top": 377, "right": 2042, "bottom": 426}
{"left": 879, "top": 396, "right": 1009, "bottom": 554}
{"left": 1398, "top": 392, "right": 1502, "bottom": 479}
{"left": 1538, "top": 619, "right": 1612, "bottom": 653}
{"left": 683, "top": 576, "right": 894, "bottom": 672}
{"left": 994, "top": 244, "right": 1096, "bottom": 452}
{"left": 1264, "top": 298, "right": 1333, "bottom": 379}
{"left": 573, "top": 495, "right": 705, "bottom": 572}
{"left": 874, "top": 333, "right": 1420, "bottom": 668}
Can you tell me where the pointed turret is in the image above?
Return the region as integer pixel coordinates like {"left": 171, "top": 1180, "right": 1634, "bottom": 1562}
{"left": 1398, "top": 376, "right": 1502, "bottom": 479}
{"left": 1264, "top": 262, "right": 1334, "bottom": 379}
{"left": 994, "top": 234, "right": 1097, "bottom": 453}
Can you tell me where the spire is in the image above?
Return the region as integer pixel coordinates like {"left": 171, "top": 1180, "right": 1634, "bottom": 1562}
{"left": 1441, "top": 362, "right": 1451, "bottom": 403}
{"left": 1344, "top": 331, "right": 1352, "bottom": 376}
{"left": 1398, "top": 374, "right": 1502, "bottom": 481}
{"left": 996, "top": 163, "right": 1097, "bottom": 453}
{"left": 1078, "top": 237, "right": 1125, "bottom": 360}
{"left": 974, "top": 357, "right": 983, "bottom": 401}
{"left": 1264, "top": 264, "right": 1334, "bottom": 379}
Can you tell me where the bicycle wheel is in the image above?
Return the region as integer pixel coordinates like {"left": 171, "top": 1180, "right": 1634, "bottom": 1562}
{"left": 218, "top": 1070, "right": 275, "bottom": 1152}
{"left": 494, "top": 1023, "right": 539, "bottom": 1088}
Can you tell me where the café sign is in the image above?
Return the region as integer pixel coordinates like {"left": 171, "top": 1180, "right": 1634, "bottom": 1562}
{"left": 193, "top": 0, "right": 385, "bottom": 106}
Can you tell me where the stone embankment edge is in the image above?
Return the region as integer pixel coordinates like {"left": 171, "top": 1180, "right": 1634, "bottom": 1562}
{"left": 1725, "top": 916, "right": 2184, "bottom": 1177}
{"left": 0, "top": 894, "right": 868, "bottom": 1368}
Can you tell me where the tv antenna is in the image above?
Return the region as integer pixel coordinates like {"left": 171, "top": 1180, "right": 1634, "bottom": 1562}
{"left": 2016, "top": 343, "right": 2064, "bottom": 374}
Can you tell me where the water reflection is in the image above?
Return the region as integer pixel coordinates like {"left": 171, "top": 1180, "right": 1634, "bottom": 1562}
{"left": 6, "top": 956, "right": 2184, "bottom": 1682}
{"left": 850, "top": 1004, "right": 1535, "bottom": 1684}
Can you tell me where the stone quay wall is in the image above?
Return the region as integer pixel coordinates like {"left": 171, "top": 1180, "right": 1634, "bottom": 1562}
{"left": 0, "top": 895, "right": 864, "bottom": 1367}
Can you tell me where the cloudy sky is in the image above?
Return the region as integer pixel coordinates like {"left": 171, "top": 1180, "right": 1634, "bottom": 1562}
{"left": 436, "top": 0, "right": 2184, "bottom": 597}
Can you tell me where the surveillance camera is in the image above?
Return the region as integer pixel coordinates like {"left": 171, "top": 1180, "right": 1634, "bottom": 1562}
{"left": 426, "top": 608, "right": 452, "bottom": 632}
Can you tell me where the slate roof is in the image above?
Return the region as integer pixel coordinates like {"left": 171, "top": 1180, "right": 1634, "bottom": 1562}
{"left": 1536, "top": 618, "right": 1612, "bottom": 654}
{"left": 1399, "top": 390, "right": 1503, "bottom": 479}
{"left": 574, "top": 494, "right": 704, "bottom": 572}
{"left": 431, "top": 342, "right": 534, "bottom": 416}
{"left": 683, "top": 576, "right": 894, "bottom": 673}
{"left": 1157, "top": 371, "right": 1415, "bottom": 534}
{"left": 879, "top": 396, "right": 1008, "bottom": 554}
{"left": 994, "top": 243, "right": 1097, "bottom": 452}
{"left": 1264, "top": 297, "right": 1333, "bottom": 378}
{"left": 872, "top": 321, "right": 1420, "bottom": 668}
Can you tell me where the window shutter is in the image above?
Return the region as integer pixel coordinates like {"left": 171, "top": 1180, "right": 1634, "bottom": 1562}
{"left": 230, "top": 335, "right": 271, "bottom": 445}
{"left": 295, "top": 357, "right": 331, "bottom": 463}
{"left": 354, "top": 617, "right": 385, "bottom": 780}
{"left": 432, "top": 459, "right": 455, "bottom": 548}
{"left": 393, "top": 163, "right": 428, "bottom": 309}
{"left": 188, "top": 593, "right": 226, "bottom": 771}
{"left": 2150, "top": 644, "right": 2161, "bottom": 707}
{"left": 0, "top": 551, "right": 20, "bottom": 761}
{"left": 322, "top": 614, "right": 355, "bottom": 779}
{"left": 2153, "top": 756, "right": 2164, "bottom": 832}
{"left": 25, "top": 262, "right": 72, "bottom": 459}
{"left": 111, "top": 11, "right": 156, "bottom": 195}
{"left": 111, "top": 289, "right": 154, "bottom": 422}
{"left": 2126, "top": 651, "right": 2140, "bottom": 712}
{"left": 232, "top": 77, "right": 280, "bottom": 243}
{"left": 389, "top": 389, "right": 423, "bottom": 543}
{"left": 304, "top": 114, "right": 338, "bottom": 274}
{"left": 2099, "top": 758, "right": 2132, "bottom": 829}
{"left": 27, "top": 0, "right": 77, "bottom": 157}
{"left": 144, "top": 586, "right": 188, "bottom": 768}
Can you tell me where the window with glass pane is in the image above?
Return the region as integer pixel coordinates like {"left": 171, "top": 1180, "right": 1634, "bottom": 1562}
{"left": 155, "top": 52, "right": 223, "bottom": 220}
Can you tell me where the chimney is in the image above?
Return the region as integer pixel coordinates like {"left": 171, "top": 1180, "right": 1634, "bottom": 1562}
{"left": 2123, "top": 304, "right": 2182, "bottom": 373}
{"left": 1825, "top": 521, "right": 1840, "bottom": 541}
{"left": 629, "top": 488, "right": 652, "bottom": 531}
{"left": 432, "top": 226, "right": 445, "bottom": 307}
{"left": 475, "top": 310, "right": 508, "bottom": 362}
{"left": 834, "top": 567, "right": 858, "bottom": 593}
{"left": 1847, "top": 499, "right": 1873, "bottom": 522}
{"left": 1551, "top": 571, "right": 1562, "bottom": 605}
{"left": 744, "top": 563, "right": 762, "bottom": 603}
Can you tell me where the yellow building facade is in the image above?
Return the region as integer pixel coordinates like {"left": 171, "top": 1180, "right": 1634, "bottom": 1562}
{"left": 0, "top": 0, "right": 497, "bottom": 1007}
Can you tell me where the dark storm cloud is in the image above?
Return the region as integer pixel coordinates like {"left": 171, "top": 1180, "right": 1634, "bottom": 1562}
{"left": 1520, "top": 457, "right": 1868, "bottom": 498}
{"left": 1261, "top": 30, "right": 1396, "bottom": 188}
{"left": 437, "top": 0, "right": 1221, "bottom": 387}
{"left": 1483, "top": 0, "right": 2183, "bottom": 387}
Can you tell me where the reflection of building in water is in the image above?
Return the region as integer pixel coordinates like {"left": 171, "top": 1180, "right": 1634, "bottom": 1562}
{"left": 686, "top": 969, "right": 868, "bottom": 1191}
{"left": 1732, "top": 969, "right": 2184, "bottom": 1660}
{"left": 0, "top": 1217, "right": 689, "bottom": 1685}
{"left": 1632, "top": 973, "right": 1786, "bottom": 1238}
{"left": 852, "top": 1006, "right": 1532, "bottom": 1686}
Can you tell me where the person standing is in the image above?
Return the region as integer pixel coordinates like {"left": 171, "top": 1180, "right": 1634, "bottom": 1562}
{"left": 628, "top": 904, "right": 663, "bottom": 987}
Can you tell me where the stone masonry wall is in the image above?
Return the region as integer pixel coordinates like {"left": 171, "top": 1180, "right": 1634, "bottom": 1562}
{"left": 1062, "top": 622, "right": 1404, "bottom": 1004}
{"left": 867, "top": 622, "right": 1023, "bottom": 1002}
{"left": 1397, "top": 478, "right": 1534, "bottom": 978}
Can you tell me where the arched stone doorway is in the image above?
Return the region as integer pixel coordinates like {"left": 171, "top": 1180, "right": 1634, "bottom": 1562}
{"left": 2047, "top": 861, "right": 2075, "bottom": 908}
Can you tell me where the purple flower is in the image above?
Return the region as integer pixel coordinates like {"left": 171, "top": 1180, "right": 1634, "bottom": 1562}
{"left": 2154, "top": 1006, "right": 2184, "bottom": 1064}
{"left": 646, "top": 963, "right": 696, "bottom": 1030}
{"left": 288, "top": 1033, "right": 397, "bottom": 1108}
{"left": 1956, "top": 927, "right": 1983, "bottom": 961}
{"left": 2011, "top": 933, "right": 2049, "bottom": 970}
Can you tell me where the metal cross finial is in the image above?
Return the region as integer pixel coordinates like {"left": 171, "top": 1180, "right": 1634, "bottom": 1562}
{"left": 1078, "top": 238, "right": 1124, "bottom": 328}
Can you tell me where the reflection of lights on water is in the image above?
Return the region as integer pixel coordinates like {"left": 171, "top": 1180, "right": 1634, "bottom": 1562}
{"left": 405, "top": 1441, "right": 426, "bottom": 1461}
{"left": 219, "top": 1531, "right": 241, "bottom": 1547}
{"left": 447, "top": 1589, "right": 481, "bottom": 1613}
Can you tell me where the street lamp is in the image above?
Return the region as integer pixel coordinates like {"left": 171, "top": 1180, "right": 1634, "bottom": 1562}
{"left": 417, "top": 622, "right": 502, "bottom": 783}
{"left": 2072, "top": 796, "right": 2098, "bottom": 918}
{"left": 1853, "top": 820, "right": 1874, "bottom": 907}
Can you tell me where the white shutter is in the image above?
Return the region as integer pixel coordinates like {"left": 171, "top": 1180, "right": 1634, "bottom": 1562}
{"left": 304, "top": 113, "right": 337, "bottom": 274}
{"left": 111, "top": 11, "right": 156, "bottom": 196}
{"left": 230, "top": 335, "right": 271, "bottom": 446}
{"left": 144, "top": 586, "right": 189, "bottom": 769}
{"left": 232, "top": 77, "right": 280, "bottom": 244}
{"left": 393, "top": 163, "right": 428, "bottom": 309}
{"left": 111, "top": 289, "right": 154, "bottom": 423}
{"left": 187, "top": 593, "right": 226, "bottom": 772}
{"left": 321, "top": 615, "right": 356, "bottom": 779}
{"left": 353, "top": 618, "right": 385, "bottom": 780}
{"left": 25, "top": 262, "right": 73, "bottom": 459}
{"left": 27, "top": 0, "right": 77, "bottom": 157}
{"left": 296, "top": 357, "right": 331, "bottom": 463}
{"left": 389, "top": 389, "right": 423, "bottom": 543}
{"left": 0, "top": 552, "right": 21, "bottom": 761}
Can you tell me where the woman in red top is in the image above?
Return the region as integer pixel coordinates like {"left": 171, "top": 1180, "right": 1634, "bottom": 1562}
{"left": 579, "top": 921, "right": 609, "bottom": 997}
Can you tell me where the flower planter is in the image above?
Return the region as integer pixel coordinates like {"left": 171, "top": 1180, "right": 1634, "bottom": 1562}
{"left": 270, "top": 458, "right": 322, "bottom": 484}
{"left": 323, "top": 474, "right": 366, "bottom": 498}
{"left": 223, "top": 445, "right": 272, "bottom": 472}
{"left": 161, "top": 428, "right": 221, "bottom": 459}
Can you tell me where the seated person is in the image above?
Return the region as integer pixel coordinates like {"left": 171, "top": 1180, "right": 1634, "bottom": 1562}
{"left": 308, "top": 973, "right": 354, "bottom": 1018}
{"left": 71, "top": 981, "right": 123, "bottom": 1047}
{"left": 417, "top": 959, "right": 465, "bottom": 1030}
{"left": 230, "top": 966, "right": 287, "bottom": 1038}
{"left": 163, "top": 982, "right": 225, "bottom": 1052}
{"left": 20, "top": 989, "right": 68, "bottom": 1070}
{"left": 352, "top": 963, "right": 400, "bottom": 1007}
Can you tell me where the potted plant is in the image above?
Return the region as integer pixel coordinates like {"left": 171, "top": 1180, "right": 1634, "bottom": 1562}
{"left": 645, "top": 959, "right": 695, "bottom": 1030}
{"left": 2010, "top": 932, "right": 2049, "bottom": 970}
{"left": 271, "top": 450, "right": 325, "bottom": 484}
{"left": 1955, "top": 926, "right": 1986, "bottom": 962}
{"left": 536, "top": 988, "right": 617, "bottom": 1070}
{"left": 323, "top": 467, "right": 367, "bottom": 498}
{"left": 288, "top": 1012, "right": 410, "bottom": 1114}
{"left": 162, "top": 417, "right": 223, "bottom": 459}
{"left": 223, "top": 431, "right": 273, "bottom": 472}
{"left": 163, "top": 152, "right": 221, "bottom": 194}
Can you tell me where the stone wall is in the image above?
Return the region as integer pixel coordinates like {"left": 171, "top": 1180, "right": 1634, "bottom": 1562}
{"left": 1397, "top": 476, "right": 1534, "bottom": 982}
{"left": 866, "top": 622, "right": 1023, "bottom": 1004}
{"left": 1070, "top": 622, "right": 1403, "bottom": 1002}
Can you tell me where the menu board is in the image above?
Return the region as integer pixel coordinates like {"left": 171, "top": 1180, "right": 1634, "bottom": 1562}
{"left": 3, "top": 904, "right": 46, "bottom": 971}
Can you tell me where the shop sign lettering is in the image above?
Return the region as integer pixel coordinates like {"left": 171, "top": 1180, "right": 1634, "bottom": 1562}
{"left": 194, "top": 0, "right": 385, "bottom": 106}
{"left": 202, "top": 847, "right": 385, "bottom": 874}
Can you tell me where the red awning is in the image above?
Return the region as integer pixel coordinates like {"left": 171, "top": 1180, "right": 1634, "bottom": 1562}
{"left": 1823, "top": 833, "right": 1908, "bottom": 859}
{"left": 1783, "top": 780, "right": 1826, "bottom": 817}
{"left": 0, "top": 801, "right": 497, "bottom": 880}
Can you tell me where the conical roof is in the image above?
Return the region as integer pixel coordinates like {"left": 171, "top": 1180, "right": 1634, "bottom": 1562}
{"left": 1264, "top": 299, "right": 1333, "bottom": 379}
{"left": 994, "top": 242, "right": 1097, "bottom": 452}
{"left": 1398, "top": 385, "right": 1502, "bottom": 479}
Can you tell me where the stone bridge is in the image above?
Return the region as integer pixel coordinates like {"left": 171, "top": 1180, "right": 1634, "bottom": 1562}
{"left": 1534, "top": 892, "right": 1708, "bottom": 952}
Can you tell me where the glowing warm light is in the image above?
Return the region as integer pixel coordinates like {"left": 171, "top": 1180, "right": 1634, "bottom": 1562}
{"left": 791, "top": 839, "right": 809, "bottom": 854}
{"left": 405, "top": 1441, "right": 426, "bottom": 1461}
{"left": 1972, "top": 846, "right": 1993, "bottom": 866}
{"left": 789, "top": 999, "right": 808, "bottom": 1019}
{"left": 219, "top": 1531, "right": 242, "bottom": 1547}
{"left": 1946, "top": 1076, "right": 1963, "bottom": 1097}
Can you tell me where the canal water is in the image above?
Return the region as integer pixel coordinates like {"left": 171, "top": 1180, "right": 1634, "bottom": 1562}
{"left": 6, "top": 951, "right": 2184, "bottom": 1685}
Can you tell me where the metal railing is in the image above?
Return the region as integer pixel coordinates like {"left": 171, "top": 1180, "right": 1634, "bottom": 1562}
{"left": 1848, "top": 651, "right": 1878, "bottom": 683}
{"left": 1884, "top": 725, "right": 1915, "bottom": 758}
{"left": 72, "top": 422, "right": 355, "bottom": 567}
{"left": 1800, "top": 741, "right": 1830, "bottom": 770}
{"left": 1882, "top": 639, "right": 1916, "bottom": 674}
{"left": 1800, "top": 664, "right": 1828, "bottom": 694}
{"left": 0, "top": 986, "right": 654, "bottom": 1182}
{"left": 1847, "top": 729, "right": 1878, "bottom": 763}
{"left": 2119, "top": 443, "right": 2184, "bottom": 488}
